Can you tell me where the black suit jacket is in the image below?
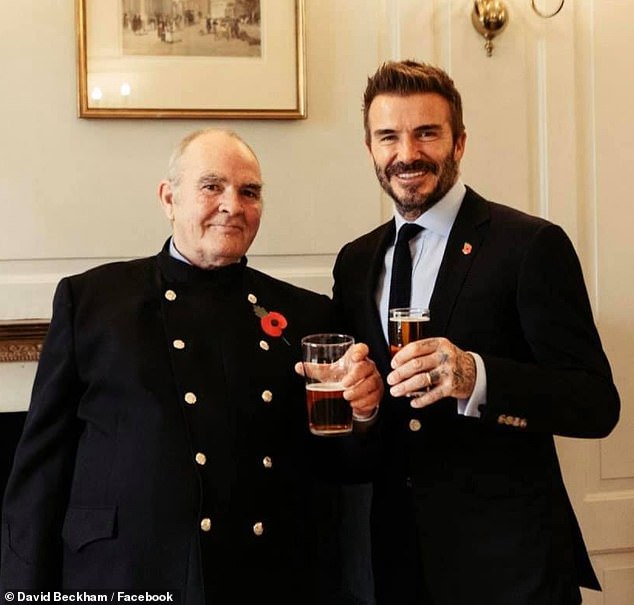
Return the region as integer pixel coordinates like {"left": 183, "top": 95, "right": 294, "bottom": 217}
{"left": 332, "top": 187, "right": 620, "bottom": 605}
{"left": 1, "top": 245, "right": 356, "bottom": 604}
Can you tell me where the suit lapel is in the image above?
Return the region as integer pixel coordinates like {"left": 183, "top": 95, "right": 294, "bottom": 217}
{"left": 428, "top": 188, "right": 490, "bottom": 336}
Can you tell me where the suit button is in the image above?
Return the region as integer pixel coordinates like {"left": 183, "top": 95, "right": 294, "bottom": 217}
{"left": 200, "top": 518, "right": 211, "bottom": 532}
{"left": 405, "top": 477, "right": 413, "bottom": 488}
{"left": 247, "top": 293, "right": 257, "bottom": 304}
{"left": 409, "top": 419, "right": 422, "bottom": 432}
{"left": 262, "top": 456, "right": 273, "bottom": 469}
{"left": 253, "top": 521, "right": 264, "bottom": 536}
{"left": 497, "top": 414, "right": 507, "bottom": 424}
{"left": 173, "top": 339, "right": 185, "bottom": 350}
{"left": 184, "top": 392, "right": 197, "bottom": 405}
{"left": 261, "top": 390, "right": 273, "bottom": 403}
{"left": 259, "top": 340, "right": 269, "bottom": 351}
{"left": 164, "top": 289, "right": 177, "bottom": 301}
{"left": 519, "top": 418, "right": 528, "bottom": 429}
{"left": 195, "top": 452, "right": 207, "bottom": 466}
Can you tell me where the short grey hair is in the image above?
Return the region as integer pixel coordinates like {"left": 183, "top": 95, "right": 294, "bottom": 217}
{"left": 166, "top": 127, "right": 260, "bottom": 188}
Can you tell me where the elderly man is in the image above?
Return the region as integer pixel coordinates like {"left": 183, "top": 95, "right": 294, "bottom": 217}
{"left": 1, "top": 128, "right": 382, "bottom": 604}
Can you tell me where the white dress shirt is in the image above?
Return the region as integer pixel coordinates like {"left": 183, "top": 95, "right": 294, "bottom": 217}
{"left": 375, "top": 180, "right": 487, "bottom": 418}
{"left": 169, "top": 238, "right": 191, "bottom": 264}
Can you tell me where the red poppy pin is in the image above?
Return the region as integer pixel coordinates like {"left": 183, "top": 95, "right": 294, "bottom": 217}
{"left": 462, "top": 242, "right": 473, "bottom": 255}
{"left": 252, "top": 300, "right": 290, "bottom": 345}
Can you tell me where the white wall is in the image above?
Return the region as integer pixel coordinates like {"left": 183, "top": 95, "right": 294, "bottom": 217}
{"left": 0, "top": 0, "right": 386, "bottom": 313}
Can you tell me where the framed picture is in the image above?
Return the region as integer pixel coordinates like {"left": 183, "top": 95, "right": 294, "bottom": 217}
{"left": 76, "top": 0, "right": 306, "bottom": 119}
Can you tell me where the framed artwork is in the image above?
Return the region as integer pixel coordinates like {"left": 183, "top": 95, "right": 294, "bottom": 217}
{"left": 76, "top": 0, "right": 306, "bottom": 119}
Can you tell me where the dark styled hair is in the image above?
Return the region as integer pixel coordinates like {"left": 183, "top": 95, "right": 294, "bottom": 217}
{"left": 363, "top": 60, "right": 465, "bottom": 145}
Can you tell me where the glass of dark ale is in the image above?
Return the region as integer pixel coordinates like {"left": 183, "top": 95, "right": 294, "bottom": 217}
{"left": 388, "top": 307, "right": 431, "bottom": 396}
{"left": 301, "top": 333, "right": 354, "bottom": 436}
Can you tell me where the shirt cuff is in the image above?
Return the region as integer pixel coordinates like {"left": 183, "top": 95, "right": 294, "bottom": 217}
{"left": 456, "top": 352, "right": 487, "bottom": 418}
{"left": 352, "top": 406, "right": 379, "bottom": 423}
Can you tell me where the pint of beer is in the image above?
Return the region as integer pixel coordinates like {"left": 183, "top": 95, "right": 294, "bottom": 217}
{"left": 388, "top": 307, "right": 430, "bottom": 396}
{"left": 301, "top": 334, "right": 354, "bottom": 436}
{"left": 388, "top": 307, "right": 430, "bottom": 357}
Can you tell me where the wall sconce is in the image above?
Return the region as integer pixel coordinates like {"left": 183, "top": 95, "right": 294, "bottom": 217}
{"left": 471, "top": 1, "right": 509, "bottom": 57}
{"left": 472, "top": 1, "right": 565, "bottom": 57}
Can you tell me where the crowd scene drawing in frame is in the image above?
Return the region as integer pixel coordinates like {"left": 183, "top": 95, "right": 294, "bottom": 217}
{"left": 122, "top": 0, "right": 261, "bottom": 58}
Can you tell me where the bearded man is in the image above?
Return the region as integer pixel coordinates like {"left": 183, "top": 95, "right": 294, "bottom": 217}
{"left": 332, "top": 60, "right": 619, "bottom": 605}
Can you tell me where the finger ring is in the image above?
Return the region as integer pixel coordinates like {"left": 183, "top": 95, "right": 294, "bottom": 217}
{"left": 425, "top": 371, "right": 433, "bottom": 387}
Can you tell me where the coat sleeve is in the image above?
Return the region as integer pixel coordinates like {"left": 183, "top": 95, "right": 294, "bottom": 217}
{"left": 481, "top": 223, "right": 620, "bottom": 438}
{"left": 1, "top": 278, "right": 84, "bottom": 590}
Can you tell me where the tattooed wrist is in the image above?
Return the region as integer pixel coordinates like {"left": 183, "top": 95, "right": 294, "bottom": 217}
{"left": 453, "top": 352, "right": 476, "bottom": 396}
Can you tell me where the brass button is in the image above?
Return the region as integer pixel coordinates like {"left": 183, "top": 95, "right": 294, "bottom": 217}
{"left": 409, "top": 419, "right": 422, "bottom": 432}
{"left": 200, "top": 517, "right": 211, "bottom": 532}
{"left": 262, "top": 456, "right": 273, "bottom": 469}
{"left": 164, "top": 289, "right": 177, "bottom": 301}
{"left": 195, "top": 452, "right": 207, "bottom": 466}
{"left": 173, "top": 339, "right": 185, "bottom": 350}
{"left": 253, "top": 521, "right": 264, "bottom": 536}
{"left": 184, "top": 392, "right": 197, "bottom": 405}
{"left": 261, "top": 390, "right": 273, "bottom": 403}
{"left": 259, "top": 340, "right": 269, "bottom": 351}
{"left": 497, "top": 414, "right": 507, "bottom": 425}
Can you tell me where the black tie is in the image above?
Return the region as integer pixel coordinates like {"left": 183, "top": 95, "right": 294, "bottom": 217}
{"left": 388, "top": 223, "right": 423, "bottom": 311}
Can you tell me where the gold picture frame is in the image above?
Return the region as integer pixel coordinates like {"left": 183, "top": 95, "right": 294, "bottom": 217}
{"left": 76, "top": 0, "right": 306, "bottom": 119}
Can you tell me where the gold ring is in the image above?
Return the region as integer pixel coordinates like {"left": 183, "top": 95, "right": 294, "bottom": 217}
{"left": 425, "top": 371, "right": 433, "bottom": 387}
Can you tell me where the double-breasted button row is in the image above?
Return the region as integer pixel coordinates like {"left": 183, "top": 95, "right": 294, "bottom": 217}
{"left": 250, "top": 291, "right": 269, "bottom": 352}
{"left": 169, "top": 287, "right": 268, "bottom": 542}
{"left": 165, "top": 289, "right": 186, "bottom": 348}
{"left": 183, "top": 389, "right": 199, "bottom": 408}
{"left": 165, "top": 289, "right": 200, "bottom": 409}
{"left": 497, "top": 414, "right": 528, "bottom": 429}
{"left": 199, "top": 517, "right": 265, "bottom": 537}
{"left": 166, "top": 288, "right": 211, "bottom": 534}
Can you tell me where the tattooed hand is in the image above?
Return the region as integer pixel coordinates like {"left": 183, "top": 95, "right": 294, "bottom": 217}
{"left": 386, "top": 337, "right": 476, "bottom": 408}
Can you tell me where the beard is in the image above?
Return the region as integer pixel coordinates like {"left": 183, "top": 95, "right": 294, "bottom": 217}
{"left": 374, "top": 152, "right": 460, "bottom": 220}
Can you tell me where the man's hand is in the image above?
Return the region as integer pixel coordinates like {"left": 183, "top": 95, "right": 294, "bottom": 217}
{"left": 341, "top": 343, "right": 383, "bottom": 419}
{"left": 295, "top": 343, "right": 383, "bottom": 420}
{"left": 387, "top": 337, "right": 476, "bottom": 408}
